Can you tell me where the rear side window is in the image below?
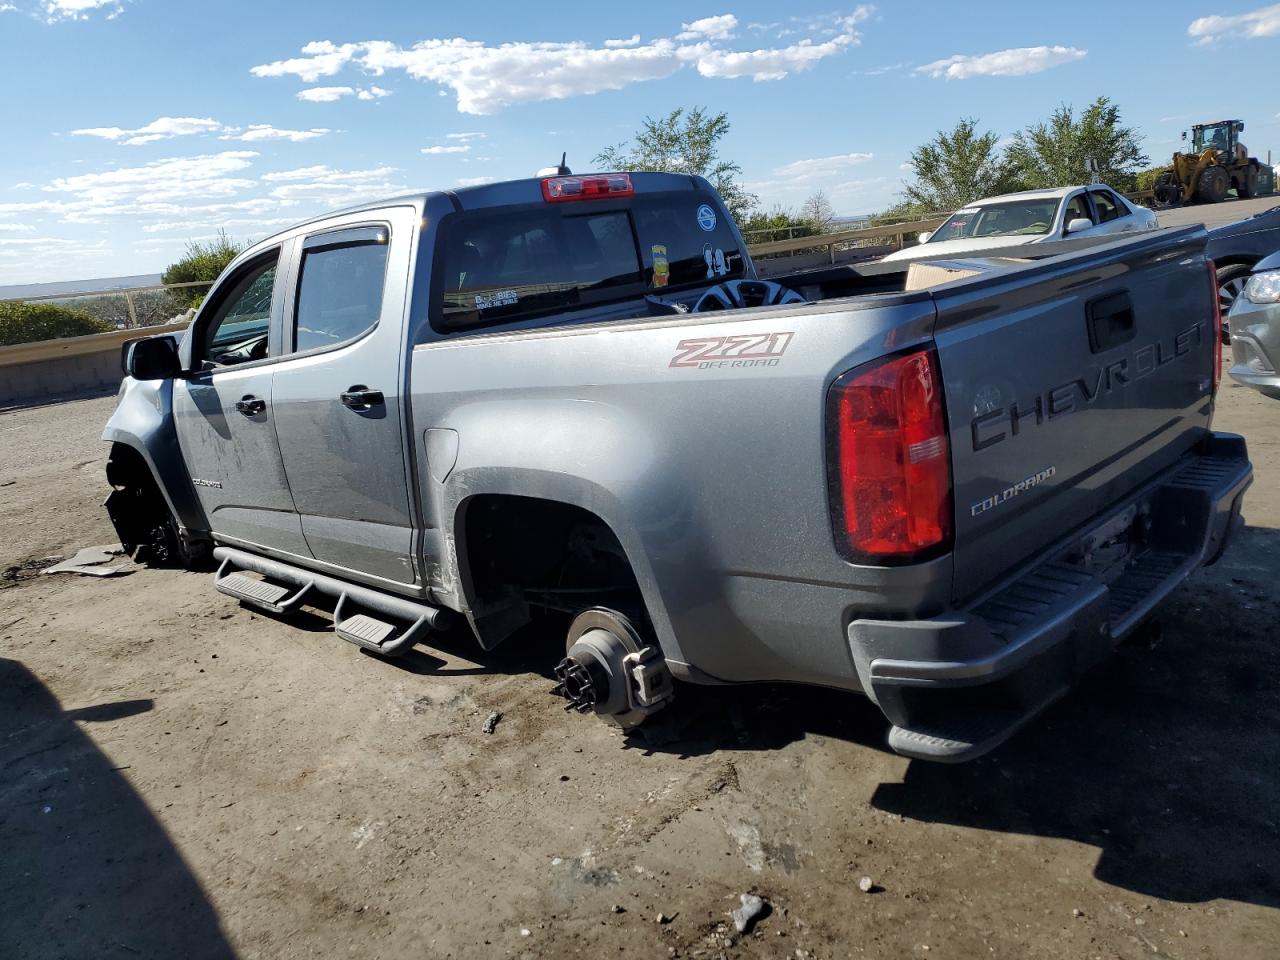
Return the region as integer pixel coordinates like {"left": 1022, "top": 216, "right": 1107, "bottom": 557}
{"left": 293, "top": 239, "right": 389, "bottom": 353}
{"left": 1093, "top": 190, "right": 1123, "bottom": 223}
{"left": 435, "top": 192, "right": 744, "bottom": 331}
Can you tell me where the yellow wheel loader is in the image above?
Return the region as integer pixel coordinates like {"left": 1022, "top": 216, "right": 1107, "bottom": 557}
{"left": 1152, "top": 120, "right": 1262, "bottom": 206}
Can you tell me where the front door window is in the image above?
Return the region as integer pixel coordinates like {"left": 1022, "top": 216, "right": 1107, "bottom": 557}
{"left": 199, "top": 256, "right": 278, "bottom": 368}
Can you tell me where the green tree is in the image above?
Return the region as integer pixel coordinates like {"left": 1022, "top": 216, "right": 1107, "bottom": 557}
{"left": 0, "top": 301, "right": 111, "bottom": 347}
{"left": 898, "top": 118, "right": 1023, "bottom": 212}
{"left": 594, "top": 107, "right": 756, "bottom": 222}
{"left": 1005, "top": 96, "right": 1148, "bottom": 192}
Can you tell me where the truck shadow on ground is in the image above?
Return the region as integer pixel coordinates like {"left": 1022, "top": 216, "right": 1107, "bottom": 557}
{"left": 632, "top": 524, "right": 1280, "bottom": 910}
{"left": 0, "top": 658, "right": 237, "bottom": 960}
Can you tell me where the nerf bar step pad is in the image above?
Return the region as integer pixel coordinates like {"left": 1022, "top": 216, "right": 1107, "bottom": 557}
{"left": 212, "top": 547, "right": 452, "bottom": 656}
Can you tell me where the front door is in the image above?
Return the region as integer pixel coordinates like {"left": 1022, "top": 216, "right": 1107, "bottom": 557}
{"left": 172, "top": 246, "right": 310, "bottom": 557}
{"left": 269, "top": 212, "right": 419, "bottom": 587}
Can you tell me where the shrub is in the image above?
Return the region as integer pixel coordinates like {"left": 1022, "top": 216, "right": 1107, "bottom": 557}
{"left": 162, "top": 230, "right": 243, "bottom": 308}
{"left": 740, "top": 206, "right": 821, "bottom": 244}
{"left": 1135, "top": 166, "right": 1173, "bottom": 192}
{"left": 0, "top": 301, "right": 112, "bottom": 347}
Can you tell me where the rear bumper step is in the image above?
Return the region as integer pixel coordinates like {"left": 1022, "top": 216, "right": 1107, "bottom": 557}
{"left": 213, "top": 546, "right": 452, "bottom": 657}
{"left": 849, "top": 432, "right": 1253, "bottom": 763}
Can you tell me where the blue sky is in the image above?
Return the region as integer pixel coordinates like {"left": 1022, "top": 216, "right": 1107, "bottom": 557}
{"left": 2, "top": 0, "right": 1279, "bottom": 283}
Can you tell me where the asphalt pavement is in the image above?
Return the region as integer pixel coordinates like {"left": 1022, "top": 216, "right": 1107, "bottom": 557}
{"left": 1154, "top": 194, "right": 1280, "bottom": 230}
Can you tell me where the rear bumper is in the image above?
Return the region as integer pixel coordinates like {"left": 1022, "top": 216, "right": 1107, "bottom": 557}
{"left": 847, "top": 432, "right": 1252, "bottom": 763}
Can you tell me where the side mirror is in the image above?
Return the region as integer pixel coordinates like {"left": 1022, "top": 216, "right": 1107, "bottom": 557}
{"left": 123, "top": 334, "right": 181, "bottom": 380}
{"left": 1238, "top": 122, "right": 1245, "bottom": 133}
{"left": 917, "top": 231, "right": 932, "bottom": 244}
{"left": 1181, "top": 131, "right": 1187, "bottom": 141}
{"left": 1065, "top": 217, "right": 1092, "bottom": 235}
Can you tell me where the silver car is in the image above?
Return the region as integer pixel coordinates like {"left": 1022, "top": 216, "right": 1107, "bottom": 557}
{"left": 1227, "top": 250, "right": 1280, "bottom": 400}
{"left": 881, "top": 185, "right": 1158, "bottom": 265}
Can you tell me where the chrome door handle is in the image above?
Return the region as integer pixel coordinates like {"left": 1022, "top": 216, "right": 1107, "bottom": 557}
{"left": 340, "top": 386, "right": 384, "bottom": 409}
{"left": 234, "top": 396, "right": 266, "bottom": 416}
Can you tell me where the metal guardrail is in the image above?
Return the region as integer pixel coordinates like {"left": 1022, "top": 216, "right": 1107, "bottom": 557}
{"left": 0, "top": 320, "right": 190, "bottom": 368}
{"left": 1, "top": 279, "right": 212, "bottom": 337}
{"left": 747, "top": 215, "right": 949, "bottom": 261}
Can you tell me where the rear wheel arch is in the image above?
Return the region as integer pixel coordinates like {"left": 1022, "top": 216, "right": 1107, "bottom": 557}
{"left": 452, "top": 493, "right": 656, "bottom": 651}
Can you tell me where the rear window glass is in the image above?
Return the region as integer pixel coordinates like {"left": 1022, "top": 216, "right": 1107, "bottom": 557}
{"left": 632, "top": 194, "right": 746, "bottom": 288}
{"left": 435, "top": 192, "right": 745, "bottom": 330}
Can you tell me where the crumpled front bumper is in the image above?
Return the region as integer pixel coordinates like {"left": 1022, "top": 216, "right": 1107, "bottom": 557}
{"left": 847, "top": 433, "right": 1253, "bottom": 763}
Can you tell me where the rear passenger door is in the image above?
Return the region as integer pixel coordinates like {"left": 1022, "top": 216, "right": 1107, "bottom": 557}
{"left": 1088, "top": 189, "right": 1134, "bottom": 235}
{"left": 270, "top": 208, "right": 420, "bottom": 588}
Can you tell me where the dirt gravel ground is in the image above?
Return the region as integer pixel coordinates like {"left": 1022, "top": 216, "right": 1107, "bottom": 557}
{"left": 2, "top": 376, "right": 1278, "bottom": 960}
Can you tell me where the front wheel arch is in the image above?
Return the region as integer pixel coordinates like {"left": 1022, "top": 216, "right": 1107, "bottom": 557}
{"left": 105, "top": 442, "right": 209, "bottom": 568}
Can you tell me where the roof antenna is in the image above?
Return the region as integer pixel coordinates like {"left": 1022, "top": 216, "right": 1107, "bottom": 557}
{"left": 536, "top": 152, "right": 572, "bottom": 177}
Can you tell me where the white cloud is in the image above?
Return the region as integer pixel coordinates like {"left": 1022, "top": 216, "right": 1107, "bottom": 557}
{"left": 604, "top": 34, "right": 640, "bottom": 48}
{"left": 297, "top": 86, "right": 355, "bottom": 102}
{"left": 744, "top": 151, "right": 881, "bottom": 210}
{"left": 0, "top": 222, "right": 35, "bottom": 231}
{"left": 677, "top": 14, "right": 738, "bottom": 41}
{"left": 250, "top": 8, "right": 873, "bottom": 114}
{"left": 1188, "top": 4, "right": 1280, "bottom": 43}
{"left": 695, "top": 29, "right": 864, "bottom": 81}
{"left": 260, "top": 164, "right": 394, "bottom": 183}
{"left": 42, "top": 0, "right": 121, "bottom": 21}
{"left": 40, "top": 151, "right": 260, "bottom": 221}
{"left": 456, "top": 176, "right": 495, "bottom": 187}
{"left": 251, "top": 40, "right": 365, "bottom": 82}
{"left": 263, "top": 165, "right": 407, "bottom": 205}
{"left": 297, "top": 84, "right": 388, "bottom": 102}
{"left": 770, "top": 152, "right": 874, "bottom": 182}
{"left": 0, "top": 4, "right": 18, "bottom": 12}
{"left": 71, "top": 116, "right": 223, "bottom": 146}
{"left": 914, "top": 45, "right": 1086, "bottom": 79}
{"left": 221, "top": 124, "right": 332, "bottom": 142}
{"left": 141, "top": 216, "right": 300, "bottom": 234}
{"left": 446, "top": 131, "right": 486, "bottom": 141}
{"left": 421, "top": 144, "right": 470, "bottom": 155}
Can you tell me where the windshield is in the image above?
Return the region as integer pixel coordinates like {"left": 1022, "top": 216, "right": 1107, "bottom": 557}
{"left": 1192, "top": 123, "right": 1231, "bottom": 153}
{"left": 930, "top": 199, "right": 1059, "bottom": 242}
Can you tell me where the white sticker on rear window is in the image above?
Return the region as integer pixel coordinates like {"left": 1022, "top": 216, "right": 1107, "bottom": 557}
{"left": 696, "top": 204, "right": 717, "bottom": 232}
{"left": 474, "top": 289, "right": 518, "bottom": 310}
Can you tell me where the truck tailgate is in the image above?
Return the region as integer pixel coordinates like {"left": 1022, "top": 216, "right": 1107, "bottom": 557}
{"left": 931, "top": 227, "right": 1217, "bottom": 600}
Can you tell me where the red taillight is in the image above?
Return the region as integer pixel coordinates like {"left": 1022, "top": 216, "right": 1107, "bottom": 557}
{"left": 542, "top": 173, "right": 634, "bottom": 203}
{"left": 1207, "top": 258, "right": 1222, "bottom": 393}
{"left": 827, "top": 348, "right": 953, "bottom": 563}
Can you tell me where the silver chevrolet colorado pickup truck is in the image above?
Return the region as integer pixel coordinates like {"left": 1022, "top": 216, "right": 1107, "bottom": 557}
{"left": 103, "top": 170, "right": 1252, "bottom": 762}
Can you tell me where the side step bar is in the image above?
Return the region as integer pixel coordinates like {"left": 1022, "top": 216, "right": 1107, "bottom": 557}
{"left": 213, "top": 546, "right": 451, "bottom": 657}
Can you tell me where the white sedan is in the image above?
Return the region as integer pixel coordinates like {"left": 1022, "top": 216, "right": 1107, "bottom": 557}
{"left": 881, "top": 185, "right": 1158, "bottom": 264}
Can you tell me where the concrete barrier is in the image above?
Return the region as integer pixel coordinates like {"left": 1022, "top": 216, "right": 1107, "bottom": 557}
{"left": 0, "top": 321, "right": 186, "bottom": 407}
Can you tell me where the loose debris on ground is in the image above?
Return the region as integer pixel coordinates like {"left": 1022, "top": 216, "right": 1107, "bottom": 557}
{"left": 42, "top": 544, "right": 130, "bottom": 578}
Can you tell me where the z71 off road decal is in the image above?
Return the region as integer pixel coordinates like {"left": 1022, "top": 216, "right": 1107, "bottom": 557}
{"left": 669, "top": 332, "right": 794, "bottom": 370}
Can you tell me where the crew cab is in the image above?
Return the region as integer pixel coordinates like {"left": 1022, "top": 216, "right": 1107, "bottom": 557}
{"left": 104, "top": 171, "right": 1251, "bottom": 762}
{"left": 881, "top": 185, "right": 1157, "bottom": 264}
